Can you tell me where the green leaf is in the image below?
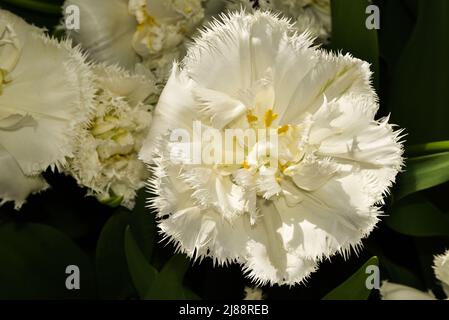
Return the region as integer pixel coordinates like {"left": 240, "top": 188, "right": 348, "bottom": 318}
{"left": 0, "top": 0, "right": 62, "bottom": 30}
{"left": 124, "top": 227, "right": 199, "bottom": 300}
{"left": 144, "top": 254, "right": 198, "bottom": 300}
{"left": 128, "top": 189, "right": 156, "bottom": 262}
{"left": 386, "top": 195, "right": 449, "bottom": 237}
{"left": 124, "top": 226, "right": 157, "bottom": 298}
{"left": 396, "top": 152, "right": 449, "bottom": 199}
{"left": 406, "top": 140, "right": 449, "bottom": 157}
{"left": 96, "top": 210, "right": 135, "bottom": 299}
{"left": 381, "top": 257, "right": 424, "bottom": 290}
{"left": 0, "top": 223, "right": 96, "bottom": 299}
{"left": 323, "top": 256, "right": 378, "bottom": 300}
{"left": 378, "top": 0, "right": 416, "bottom": 71}
{"left": 1, "top": 0, "right": 61, "bottom": 15}
{"left": 330, "top": 0, "right": 379, "bottom": 88}
{"left": 389, "top": 0, "right": 449, "bottom": 144}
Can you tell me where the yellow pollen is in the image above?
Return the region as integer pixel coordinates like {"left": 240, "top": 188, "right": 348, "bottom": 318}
{"left": 144, "top": 13, "right": 157, "bottom": 26}
{"left": 242, "top": 160, "right": 250, "bottom": 170}
{"left": 277, "top": 125, "right": 289, "bottom": 134}
{"left": 137, "top": 13, "right": 157, "bottom": 32}
{"left": 184, "top": 6, "right": 193, "bottom": 14}
{"left": 246, "top": 113, "right": 258, "bottom": 123}
{"left": 264, "top": 109, "right": 278, "bottom": 127}
{"left": 278, "top": 161, "right": 290, "bottom": 173}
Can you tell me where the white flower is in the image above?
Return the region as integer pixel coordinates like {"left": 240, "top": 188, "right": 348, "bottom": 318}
{"left": 243, "top": 286, "right": 264, "bottom": 300}
{"left": 228, "top": 0, "right": 332, "bottom": 43}
{"left": 381, "top": 250, "right": 449, "bottom": 300}
{"left": 379, "top": 281, "right": 436, "bottom": 300}
{"left": 67, "top": 64, "right": 154, "bottom": 209}
{"left": 64, "top": 0, "right": 205, "bottom": 80}
{"left": 0, "top": 10, "right": 94, "bottom": 209}
{"left": 434, "top": 249, "right": 449, "bottom": 297}
{"left": 140, "top": 11, "right": 403, "bottom": 286}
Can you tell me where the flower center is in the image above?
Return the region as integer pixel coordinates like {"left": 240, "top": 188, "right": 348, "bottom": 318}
{"left": 129, "top": 0, "right": 204, "bottom": 57}
{"left": 91, "top": 106, "right": 137, "bottom": 162}
{"left": 240, "top": 108, "right": 303, "bottom": 185}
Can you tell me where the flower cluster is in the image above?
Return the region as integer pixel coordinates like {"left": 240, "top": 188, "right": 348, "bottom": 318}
{"left": 1, "top": 3, "right": 414, "bottom": 289}
{"left": 64, "top": 0, "right": 207, "bottom": 81}
{"left": 0, "top": 10, "right": 156, "bottom": 210}
{"left": 67, "top": 65, "right": 154, "bottom": 208}
{"left": 129, "top": 0, "right": 205, "bottom": 79}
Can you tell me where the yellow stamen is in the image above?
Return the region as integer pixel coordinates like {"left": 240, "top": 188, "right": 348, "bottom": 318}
{"left": 278, "top": 161, "right": 291, "bottom": 173}
{"left": 264, "top": 109, "right": 278, "bottom": 127}
{"left": 242, "top": 160, "right": 250, "bottom": 169}
{"left": 144, "top": 12, "right": 157, "bottom": 26}
{"left": 247, "top": 112, "right": 258, "bottom": 123}
{"left": 277, "top": 125, "right": 289, "bottom": 134}
{"left": 137, "top": 13, "right": 157, "bottom": 32}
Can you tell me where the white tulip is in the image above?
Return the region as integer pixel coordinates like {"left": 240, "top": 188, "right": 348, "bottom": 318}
{"left": 0, "top": 10, "right": 95, "bottom": 209}
{"left": 140, "top": 11, "right": 404, "bottom": 285}
{"left": 67, "top": 64, "right": 154, "bottom": 209}
{"left": 64, "top": 0, "right": 206, "bottom": 81}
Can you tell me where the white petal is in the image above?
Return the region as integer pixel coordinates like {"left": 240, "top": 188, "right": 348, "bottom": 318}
{"left": 271, "top": 181, "right": 378, "bottom": 262}
{"left": 64, "top": 0, "right": 140, "bottom": 69}
{"left": 279, "top": 53, "right": 374, "bottom": 125}
{"left": 194, "top": 86, "right": 246, "bottom": 129}
{"left": 185, "top": 11, "right": 294, "bottom": 96}
{"left": 139, "top": 65, "right": 198, "bottom": 162}
{"left": 243, "top": 199, "right": 318, "bottom": 285}
{"left": 159, "top": 206, "right": 249, "bottom": 263}
{"left": 287, "top": 156, "right": 337, "bottom": 191}
{"left": 0, "top": 145, "right": 48, "bottom": 209}
{"left": 0, "top": 10, "right": 95, "bottom": 175}
{"left": 256, "top": 166, "right": 281, "bottom": 199}
{"left": 380, "top": 281, "right": 436, "bottom": 300}
{"left": 180, "top": 166, "right": 246, "bottom": 220}
{"left": 314, "top": 94, "right": 404, "bottom": 169}
{"left": 92, "top": 63, "right": 155, "bottom": 106}
{"left": 433, "top": 250, "right": 449, "bottom": 297}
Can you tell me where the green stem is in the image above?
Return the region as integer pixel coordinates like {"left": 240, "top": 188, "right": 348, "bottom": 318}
{"left": 2, "top": 0, "right": 61, "bottom": 15}
{"left": 406, "top": 140, "right": 449, "bottom": 157}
